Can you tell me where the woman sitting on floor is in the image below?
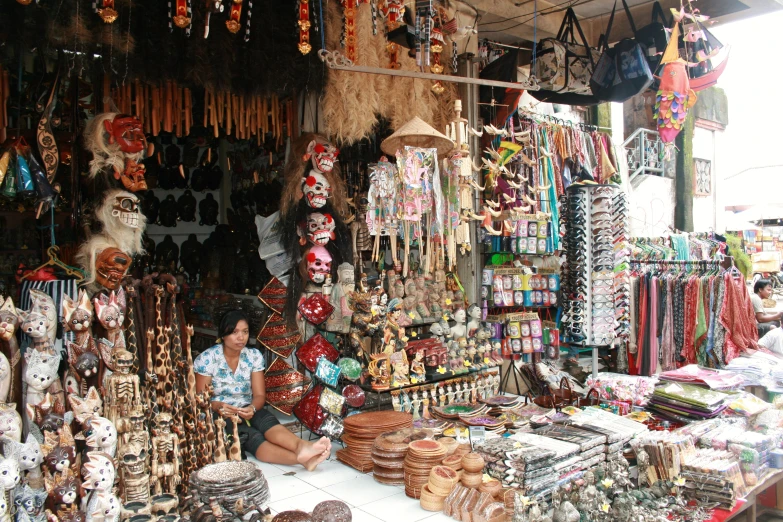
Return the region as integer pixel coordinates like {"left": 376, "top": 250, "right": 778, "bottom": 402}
{"left": 195, "top": 310, "right": 331, "bottom": 470}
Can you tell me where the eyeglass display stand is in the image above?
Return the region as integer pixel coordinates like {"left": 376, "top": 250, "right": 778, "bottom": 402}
{"left": 563, "top": 184, "right": 629, "bottom": 378}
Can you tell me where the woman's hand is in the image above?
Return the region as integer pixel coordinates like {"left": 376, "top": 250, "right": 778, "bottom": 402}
{"left": 213, "top": 402, "right": 238, "bottom": 415}
{"left": 236, "top": 406, "right": 255, "bottom": 420}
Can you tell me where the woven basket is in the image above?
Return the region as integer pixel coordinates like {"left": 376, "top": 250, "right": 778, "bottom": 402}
{"left": 380, "top": 117, "right": 454, "bottom": 157}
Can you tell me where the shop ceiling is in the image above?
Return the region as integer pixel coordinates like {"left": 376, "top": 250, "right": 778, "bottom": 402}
{"left": 472, "top": 0, "right": 782, "bottom": 45}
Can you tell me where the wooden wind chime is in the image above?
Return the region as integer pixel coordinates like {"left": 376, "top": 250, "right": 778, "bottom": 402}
{"left": 203, "top": 89, "right": 293, "bottom": 144}
{"left": 107, "top": 77, "right": 194, "bottom": 138}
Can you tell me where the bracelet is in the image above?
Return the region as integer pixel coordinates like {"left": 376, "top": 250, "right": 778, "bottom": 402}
{"left": 250, "top": 405, "right": 257, "bottom": 413}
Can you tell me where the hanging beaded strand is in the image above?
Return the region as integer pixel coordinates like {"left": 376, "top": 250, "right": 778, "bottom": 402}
{"left": 243, "top": 0, "right": 253, "bottom": 42}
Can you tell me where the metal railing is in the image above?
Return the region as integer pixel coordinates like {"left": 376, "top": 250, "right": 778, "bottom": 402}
{"left": 623, "top": 128, "right": 664, "bottom": 181}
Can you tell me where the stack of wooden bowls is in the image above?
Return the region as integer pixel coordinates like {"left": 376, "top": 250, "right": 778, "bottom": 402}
{"left": 420, "top": 465, "right": 459, "bottom": 512}
{"left": 460, "top": 453, "right": 486, "bottom": 489}
{"left": 403, "top": 440, "right": 447, "bottom": 499}
{"left": 371, "top": 428, "right": 432, "bottom": 485}
{"left": 337, "top": 411, "right": 412, "bottom": 472}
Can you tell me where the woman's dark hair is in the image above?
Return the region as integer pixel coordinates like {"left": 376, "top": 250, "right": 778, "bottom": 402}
{"left": 754, "top": 279, "right": 772, "bottom": 294}
{"left": 218, "top": 310, "right": 250, "bottom": 340}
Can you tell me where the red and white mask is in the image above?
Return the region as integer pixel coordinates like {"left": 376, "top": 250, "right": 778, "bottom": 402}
{"left": 306, "top": 212, "right": 336, "bottom": 246}
{"left": 302, "top": 172, "right": 331, "bottom": 209}
{"left": 307, "top": 140, "right": 339, "bottom": 174}
{"left": 306, "top": 245, "right": 332, "bottom": 284}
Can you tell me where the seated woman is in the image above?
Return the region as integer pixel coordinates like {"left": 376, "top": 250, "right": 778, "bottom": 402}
{"left": 195, "top": 310, "right": 331, "bottom": 470}
{"left": 751, "top": 279, "right": 783, "bottom": 336}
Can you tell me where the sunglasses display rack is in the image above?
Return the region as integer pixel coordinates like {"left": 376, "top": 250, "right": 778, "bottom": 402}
{"left": 561, "top": 184, "right": 630, "bottom": 350}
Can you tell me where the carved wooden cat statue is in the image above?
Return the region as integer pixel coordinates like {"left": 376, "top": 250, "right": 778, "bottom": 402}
{"left": 0, "top": 453, "right": 21, "bottom": 502}
{"left": 0, "top": 352, "right": 10, "bottom": 404}
{"left": 0, "top": 490, "right": 9, "bottom": 522}
{"left": 93, "top": 289, "right": 126, "bottom": 371}
{"left": 81, "top": 452, "right": 120, "bottom": 522}
{"left": 63, "top": 291, "right": 97, "bottom": 396}
{"left": 68, "top": 388, "right": 103, "bottom": 428}
{"left": 26, "top": 394, "right": 65, "bottom": 436}
{"left": 24, "top": 350, "right": 62, "bottom": 411}
{"left": 17, "top": 310, "right": 52, "bottom": 354}
{"left": 0, "top": 403, "right": 22, "bottom": 443}
{"left": 44, "top": 468, "right": 80, "bottom": 514}
{"left": 80, "top": 417, "right": 117, "bottom": 458}
{"left": 2, "top": 434, "right": 43, "bottom": 489}
{"left": 28, "top": 290, "right": 56, "bottom": 349}
{"left": 13, "top": 484, "right": 47, "bottom": 522}
{"left": 41, "top": 424, "right": 78, "bottom": 478}
{"left": 0, "top": 297, "right": 21, "bottom": 408}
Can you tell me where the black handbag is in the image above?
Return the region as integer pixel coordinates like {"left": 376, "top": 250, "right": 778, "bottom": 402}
{"left": 633, "top": 1, "right": 672, "bottom": 73}
{"left": 589, "top": 0, "right": 653, "bottom": 103}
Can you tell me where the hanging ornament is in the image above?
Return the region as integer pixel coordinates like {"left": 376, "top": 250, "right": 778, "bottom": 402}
{"left": 654, "top": 15, "right": 697, "bottom": 155}
{"left": 380, "top": 1, "right": 405, "bottom": 69}
{"left": 16, "top": 151, "right": 34, "bottom": 198}
{"left": 173, "top": 0, "right": 192, "bottom": 28}
{"left": 36, "top": 75, "right": 59, "bottom": 183}
{"left": 226, "top": 0, "right": 243, "bottom": 33}
{"left": 95, "top": 0, "right": 119, "bottom": 23}
{"left": 204, "top": 0, "right": 224, "bottom": 38}
{"left": 243, "top": 0, "right": 253, "bottom": 41}
{"left": 415, "top": 0, "right": 434, "bottom": 67}
{"left": 298, "top": 0, "right": 312, "bottom": 54}
{"left": 430, "top": 26, "right": 444, "bottom": 94}
{"left": 341, "top": 0, "right": 360, "bottom": 62}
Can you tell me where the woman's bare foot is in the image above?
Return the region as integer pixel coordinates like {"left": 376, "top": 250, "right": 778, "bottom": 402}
{"left": 296, "top": 437, "right": 331, "bottom": 470}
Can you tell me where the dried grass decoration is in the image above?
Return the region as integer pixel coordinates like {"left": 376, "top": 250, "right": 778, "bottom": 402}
{"left": 380, "top": 116, "right": 454, "bottom": 158}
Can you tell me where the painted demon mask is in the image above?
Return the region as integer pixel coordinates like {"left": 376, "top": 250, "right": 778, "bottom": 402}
{"left": 117, "top": 158, "right": 147, "bottom": 192}
{"left": 301, "top": 172, "right": 331, "bottom": 209}
{"left": 306, "top": 245, "right": 332, "bottom": 284}
{"left": 306, "top": 140, "right": 338, "bottom": 174}
{"left": 94, "top": 248, "right": 131, "bottom": 291}
{"left": 112, "top": 195, "right": 141, "bottom": 228}
{"left": 103, "top": 115, "right": 146, "bottom": 154}
{"left": 306, "top": 212, "right": 336, "bottom": 245}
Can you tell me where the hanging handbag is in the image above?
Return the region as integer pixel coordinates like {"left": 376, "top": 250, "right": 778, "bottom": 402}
{"left": 634, "top": 1, "right": 672, "bottom": 72}
{"left": 590, "top": 1, "right": 653, "bottom": 103}
{"left": 534, "top": 8, "right": 600, "bottom": 95}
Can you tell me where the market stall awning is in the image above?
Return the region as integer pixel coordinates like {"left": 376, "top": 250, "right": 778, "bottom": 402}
{"left": 734, "top": 204, "right": 783, "bottom": 223}
{"left": 723, "top": 212, "right": 762, "bottom": 232}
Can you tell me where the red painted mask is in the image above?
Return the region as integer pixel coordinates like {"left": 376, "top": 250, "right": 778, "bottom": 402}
{"left": 103, "top": 115, "right": 146, "bottom": 154}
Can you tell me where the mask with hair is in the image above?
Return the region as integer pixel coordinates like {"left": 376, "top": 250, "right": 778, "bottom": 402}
{"left": 84, "top": 113, "right": 148, "bottom": 192}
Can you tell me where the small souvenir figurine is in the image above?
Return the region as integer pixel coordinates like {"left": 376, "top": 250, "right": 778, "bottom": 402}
{"left": 383, "top": 299, "right": 406, "bottom": 352}
{"left": 451, "top": 308, "right": 467, "bottom": 339}
{"left": 466, "top": 304, "right": 482, "bottom": 337}
{"left": 44, "top": 469, "right": 80, "bottom": 516}
{"left": 14, "top": 485, "right": 47, "bottom": 522}
{"left": 80, "top": 416, "right": 118, "bottom": 457}
{"left": 103, "top": 349, "right": 142, "bottom": 429}
{"left": 18, "top": 306, "right": 55, "bottom": 354}
{"left": 25, "top": 395, "right": 62, "bottom": 438}
{"left": 117, "top": 440, "right": 150, "bottom": 506}
{"left": 448, "top": 348, "right": 462, "bottom": 375}
{"left": 467, "top": 339, "right": 480, "bottom": 368}
{"left": 150, "top": 413, "right": 180, "bottom": 495}
{"left": 80, "top": 452, "right": 119, "bottom": 522}
{"left": 93, "top": 288, "right": 127, "bottom": 366}
{"left": 410, "top": 351, "right": 426, "bottom": 382}
{"left": 84, "top": 113, "right": 148, "bottom": 192}
{"left": 368, "top": 356, "right": 390, "bottom": 391}
{"left": 3, "top": 435, "right": 43, "bottom": 489}
{"left": 348, "top": 290, "right": 381, "bottom": 362}
{"left": 67, "top": 388, "right": 103, "bottom": 427}
{"left": 0, "top": 297, "right": 22, "bottom": 407}
{"left": 41, "top": 424, "right": 78, "bottom": 477}
{"left": 403, "top": 296, "right": 422, "bottom": 324}
{"left": 429, "top": 322, "right": 445, "bottom": 343}
{"left": 62, "top": 290, "right": 95, "bottom": 356}
{"left": 23, "top": 350, "right": 61, "bottom": 410}
{"left": 427, "top": 286, "right": 443, "bottom": 318}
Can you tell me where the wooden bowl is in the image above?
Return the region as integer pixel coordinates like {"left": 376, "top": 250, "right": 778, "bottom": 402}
{"left": 420, "top": 485, "right": 447, "bottom": 512}
{"left": 478, "top": 478, "right": 502, "bottom": 498}
{"left": 461, "top": 453, "right": 485, "bottom": 474}
{"left": 441, "top": 454, "right": 463, "bottom": 471}
{"left": 429, "top": 466, "right": 459, "bottom": 491}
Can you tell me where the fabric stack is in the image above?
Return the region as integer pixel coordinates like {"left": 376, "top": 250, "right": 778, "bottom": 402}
{"left": 473, "top": 438, "right": 557, "bottom": 496}
{"left": 658, "top": 364, "right": 745, "bottom": 391}
{"left": 371, "top": 428, "right": 433, "bottom": 485}
{"left": 559, "top": 407, "right": 647, "bottom": 454}
{"left": 534, "top": 424, "right": 607, "bottom": 470}
{"left": 725, "top": 352, "right": 783, "bottom": 387}
{"left": 510, "top": 433, "right": 582, "bottom": 496}
{"left": 648, "top": 382, "right": 729, "bottom": 421}
{"left": 337, "top": 411, "right": 412, "bottom": 472}
{"left": 404, "top": 440, "right": 448, "bottom": 499}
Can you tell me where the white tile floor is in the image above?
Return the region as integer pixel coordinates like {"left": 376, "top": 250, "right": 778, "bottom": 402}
{"left": 249, "top": 442, "right": 454, "bottom": 522}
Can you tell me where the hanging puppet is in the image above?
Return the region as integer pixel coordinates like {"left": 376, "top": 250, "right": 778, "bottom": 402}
{"left": 280, "top": 134, "right": 351, "bottom": 322}
{"left": 84, "top": 113, "right": 151, "bottom": 192}
{"left": 75, "top": 189, "right": 146, "bottom": 292}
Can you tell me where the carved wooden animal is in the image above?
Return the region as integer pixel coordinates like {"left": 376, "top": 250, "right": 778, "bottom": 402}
{"left": 62, "top": 290, "right": 95, "bottom": 356}
{"left": 0, "top": 297, "right": 22, "bottom": 409}
{"left": 180, "top": 324, "right": 199, "bottom": 478}
{"left": 41, "top": 424, "right": 78, "bottom": 477}
{"left": 227, "top": 415, "right": 242, "bottom": 462}
{"left": 3, "top": 434, "right": 43, "bottom": 489}
{"left": 213, "top": 417, "right": 227, "bottom": 463}
{"left": 123, "top": 284, "right": 140, "bottom": 374}
{"left": 28, "top": 290, "right": 56, "bottom": 348}
{"left": 94, "top": 290, "right": 127, "bottom": 369}
{"left": 153, "top": 287, "right": 174, "bottom": 412}
{"left": 26, "top": 393, "right": 64, "bottom": 435}
{"left": 18, "top": 310, "right": 53, "bottom": 354}
{"left": 143, "top": 329, "right": 160, "bottom": 425}
{"left": 24, "top": 350, "right": 62, "bottom": 409}
{"left": 68, "top": 388, "right": 103, "bottom": 427}
{"left": 44, "top": 469, "right": 80, "bottom": 514}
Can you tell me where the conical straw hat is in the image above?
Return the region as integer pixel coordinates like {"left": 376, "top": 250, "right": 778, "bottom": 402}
{"left": 381, "top": 117, "right": 455, "bottom": 157}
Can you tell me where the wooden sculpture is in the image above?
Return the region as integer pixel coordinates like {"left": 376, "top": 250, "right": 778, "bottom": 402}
{"left": 143, "top": 329, "right": 160, "bottom": 425}
{"left": 153, "top": 287, "right": 174, "bottom": 412}
{"left": 103, "top": 349, "right": 142, "bottom": 430}
{"left": 150, "top": 413, "right": 180, "bottom": 495}
{"left": 226, "top": 415, "right": 242, "bottom": 462}
{"left": 0, "top": 297, "right": 22, "bottom": 410}
{"left": 123, "top": 284, "right": 141, "bottom": 374}
{"left": 3, "top": 434, "right": 43, "bottom": 489}
{"left": 212, "top": 417, "right": 227, "bottom": 463}
{"left": 93, "top": 289, "right": 127, "bottom": 370}
{"left": 44, "top": 468, "right": 80, "bottom": 517}
{"left": 23, "top": 350, "right": 62, "bottom": 410}
{"left": 81, "top": 417, "right": 118, "bottom": 458}
{"left": 67, "top": 388, "right": 103, "bottom": 427}
{"left": 80, "top": 452, "right": 120, "bottom": 522}
{"left": 117, "top": 440, "right": 150, "bottom": 506}
{"left": 25, "top": 394, "right": 62, "bottom": 437}
{"left": 0, "top": 454, "right": 20, "bottom": 516}
{"left": 180, "top": 325, "right": 199, "bottom": 479}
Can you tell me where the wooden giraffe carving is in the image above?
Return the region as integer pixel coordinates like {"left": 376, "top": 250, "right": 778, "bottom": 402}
{"left": 227, "top": 415, "right": 242, "bottom": 461}
{"left": 213, "top": 417, "right": 227, "bottom": 463}
{"left": 144, "top": 328, "right": 160, "bottom": 424}
{"left": 153, "top": 287, "right": 174, "bottom": 413}
{"left": 180, "top": 325, "right": 199, "bottom": 478}
{"left": 195, "top": 389, "right": 216, "bottom": 462}
{"left": 124, "top": 283, "right": 140, "bottom": 374}
{"left": 164, "top": 282, "right": 185, "bottom": 457}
